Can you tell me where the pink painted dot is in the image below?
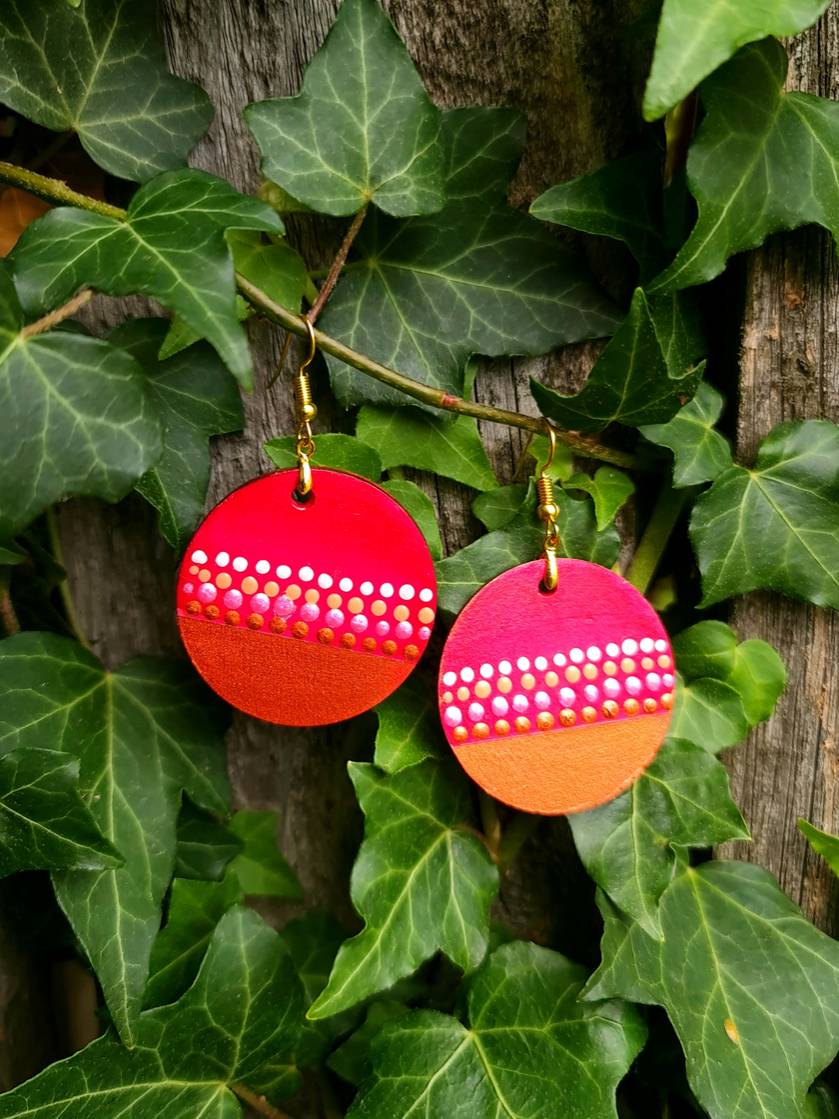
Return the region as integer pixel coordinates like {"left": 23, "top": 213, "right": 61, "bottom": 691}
{"left": 274, "top": 595, "right": 295, "bottom": 618}
{"left": 375, "top": 620, "right": 390, "bottom": 636}
{"left": 395, "top": 621, "right": 413, "bottom": 639}
{"left": 584, "top": 684, "right": 599, "bottom": 703}
{"left": 560, "top": 687, "right": 576, "bottom": 706}
{"left": 418, "top": 626, "right": 431, "bottom": 640}
{"left": 444, "top": 706, "right": 463, "bottom": 727}
{"left": 535, "top": 691, "right": 551, "bottom": 709}
{"left": 198, "top": 583, "right": 217, "bottom": 604}
{"left": 662, "top": 673, "right": 675, "bottom": 688}
{"left": 492, "top": 696, "right": 509, "bottom": 717}
{"left": 625, "top": 676, "right": 642, "bottom": 696}
{"left": 604, "top": 678, "right": 621, "bottom": 699}
{"left": 646, "top": 672, "right": 662, "bottom": 691}
{"left": 223, "top": 589, "right": 243, "bottom": 609}
{"left": 183, "top": 582, "right": 194, "bottom": 594}
{"left": 300, "top": 603, "right": 320, "bottom": 622}
{"left": 326, "top": 608, "right": 345, "bottom": 627}
{"left": 468, "top": 702, "right": 485, "bottom": 722}
{"left": 512, "top": 694, "right": 529, "bottom": 713}
{"left": 351, "top": 614, "right": 368, "bottom": 633}
{"left": 251, "top": 593, "right": 270, "bottom": 613}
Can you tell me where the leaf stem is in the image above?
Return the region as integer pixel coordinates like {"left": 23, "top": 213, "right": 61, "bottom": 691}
{"left": 21, "top": 289, "right": 94, "bottom": 338}
{"left": 306, "top": 204, "right": 368, "bottom": 325}
{"left": 480, "top": 792, "right": 504, "bottom": 863}
{"left": 0, "top": 161, "right": 126, "bottom": 221}
{"left": 624, "top": 483, "right": 696, "bottom": 595}
{"left": 230, "top": 1083, "right": 293, "bottom": 1119}
{"left": 46, "top": 506, "right": 90, "bottom": 649}
{"left": 0, "top": 571, "right": 21, "bottom": 636}
{"left": 497, "top": 812, "right": 541, "bottom": 874}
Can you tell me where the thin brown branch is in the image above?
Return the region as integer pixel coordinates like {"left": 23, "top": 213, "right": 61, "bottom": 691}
{"left": 0, "top": 576, "right": 20, "bottom": 637}
{"left": 21, "top": 289, "right": 94, "bottom": 339}
{"left": 231, "top": 1083, "right": 293, "bottom": 1119}
{"left": 306, "top": 203, "right": 369, "bottom": 325}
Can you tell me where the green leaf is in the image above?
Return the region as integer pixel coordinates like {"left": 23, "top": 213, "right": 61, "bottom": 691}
{"left": 644, "top": 0, "right": 831, "bottom": 120}
{"left": 323, "top": 107, "right": 618, "bottom": 407}
{"left": 356, "top": 404, "right": 497, "bottom": 491}
{"left": 650, "top": 40, "right": 839, "bottom": 293}
{"left": 373, "top": 672, "right": 444, "bottom": 773}
{"left": 531, "top": 150, "right": 667, "bottom": 275}
{"left": 641, "top": 382, "right": 732, "bottom": 487}
{"left": 174, "top": 800, "right": 243, "bottom": 882}
{"left": 144, "top": 875, "right": 242, "bottom": 1009}
{"left": 11, "top": 170, "right": 283, "bottom": 389}
{"left": 0, "top": 747, "right": 121, "bottom": 877}
{"left": 227, "top": 810, "right": 302, "bottom": 899}
{"left": 265, "top": 432, "right": 382, "bottom": 480}
{"left": 798, "top": 819, "right": 839, "bottom": 879}
{"left": 808, "top": 1083, "right": 839, "bottom": 1119}
{"left": 0, "top": 0, "right": 212, "bottom": 182}
{"left": 0, "top": 266, "right": 162, "bottom": 541}
{"left": 531, "top": 288, "right": 704, "bottom": 432}
{"left": 349, "top": 940, "right": 646, "bottom": 1119}
{"left": 569, "top": 737, "right": 748, "bottom": 937}
{"left": 308, "top": 758, "right": 498, "bottom": 1019}
{"left": 587, "top": 862, "right": 839, "bottom": 1119}
{"left": 566, "top": 467, "right": 635, "bottom": 530}
{"left": 689, "top": 420, "right": 839, "bottom": 608}
{"left": 246, "top": 0, "right": 443, "bottom": 218}
{"left": 108, "top": 319, "right": 243, "bottom": 551}
{"left": 0, "top": 543, "right": 25, "bottom": 565}
{"left": 0, "top": 631, "right": 230, "bottom": 1045}
{"left": 669, "top": 621, "right": 786, "bottom": 753}
{"left": 329, "top": 1000, "right": 410, "bottom": 1085}
{"left": 472, "top": 484, "right": 528, "bottom": 531}
{"left": 0, "top": 906, "right": 303, "bottom": 1118}
{"left": 380, "top": 479, "right": 442, "bottom": 559}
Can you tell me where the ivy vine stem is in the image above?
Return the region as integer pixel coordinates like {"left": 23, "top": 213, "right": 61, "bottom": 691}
{"left": 0, "top": 571, "right": 21, "bottom": 636}
{"left": 624, "top": 483, "right": 697, "bottom": 595}
{"left": 230, "top": 1084, "right": 291, "bottom": 1119}
{"left": 0, "top": 160, "right": 637, "bottom": 470}
{"left": 306, "top": 202, "right": 369, "bottom": 325}
{"left": 21, "top": 289, "right": 94, "bottom": 338}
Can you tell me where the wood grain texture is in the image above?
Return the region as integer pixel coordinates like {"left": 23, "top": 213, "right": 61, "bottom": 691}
{"left": 717, "top": 5, "right": 839, "bottom": 933}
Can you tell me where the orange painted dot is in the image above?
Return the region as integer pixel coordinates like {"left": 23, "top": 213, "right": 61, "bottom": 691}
{"left": 643, "top": 697, "right": 658, "bottom": 713}
{"left": 292, "top": 621, "right": 309, "bottom": 638}
{"left": 264, "top": 581, "right": 280, "bottom": 598}
{"left": 498, "top": 677, "right": 513, "bottom": 694}
{"left": 521, "top": 672, "right": 536, "bottom": 690}
{"left": 362, "top": 637, "right": 377, "bottom": 652}
{"left": 602, "top": 700, "right": 619, "bottom": 718}
{"left": 474, "top": 680, "right": 491, "bottom": 699}
{"left": 603, "top": 661, "right": 617, "bottom": 676}
{"left": 495, "top": 719, "right": 511, "bottom": 736}
{"left": 621, "top": 657, "right": 635, "bottom": 673}
{"left": 545, "top": 670, "right": 559, "bottom": 687}
{"left": 394, "top": 605, "right": 410, "bottom": 622}
{"left": 536, "top": 711, "right": 555, "bottom": 730}
{"left": 327, "top": 593, "right": 342, "bottom": 609}
{"left": 216, "top": 572, "right": 232, "bottom": 589}
{"left": 419, "top": 607, "right": 434, "bottom": 624}
{"left": 382, "top": 640, "right": 397, "bottom": 655}
{"left": 270, "top": 617, "right": 286, "bottom": 633}
{"left": 348, "top": 597, "right": 364, "bottom": 614}
{"left": 453, "top": 725, "right": 469, "bottom": 743}
{"left": 442, "top": 691, "right": 453, "bottom": 704}
{"left": 457, "top": 686, "right": 470, "bottom": 701}
{"left": 514, "top": 716, "right": 531, "bottom": 733}
{"left": 371, "top": 600, "right": 386, "bottom": 616}
{"left": 286, "top": 584, "right": 301, "bottom": 600}
{"left": 582, "top": 706, "right": 597, "bottom": 723}
{"left": 559, "top": 708, "right": 576, "bottom": 727}
{"left": 624, "top": 698, "right": 640, "bottom": 716}
{"left": 473, "top": 722, "right": 491, "bottom": 739}
{"left": 247, "top": 613, "right": 264, "bottom": 629}
{"left": 198, "top": 569, "right": 212, "bottom": 582}
{"left": 658, "top": 655, "right": 672, "bottom": 669}
{"left": 241, "top": 576, "right": 258, "bottom": 595}
{"left": 318, "top": 627, "right": 334, "bottom": 644}
{"left": 305, "top": 588, "right": 319, "bottom": 604}
{"left": 341, "top": 632, "right": 356, "bottom": 648}
{"left": 583, "top": 663, "right": 598, "bottom": 680}
{"left": 661, "top": 692, "right": 674, "bottom": 709}
{"left": 189, "top": 565, "right": 199, "bottom": 575}
{"left": 225, "top": 610, "right": 240, "bottom": 625}
{"left": 205, "top": 605, "right": 220, "bottom": 619}
{"left": 565, "top": 666, "right": 581, "bottom": 683}
{"left": 405, "top": 644, "right": 419, "bottom": 660}
{"left": 641, "top": 657, "right": 655, "bottom": 670}
{"left": 186, "top": 600, "right": 202, "bottom": 614}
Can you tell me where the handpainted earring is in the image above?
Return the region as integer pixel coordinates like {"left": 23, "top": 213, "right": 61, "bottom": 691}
{"left": 177, "top": 321, "right": 437, "bottom": 726}
{"left": 437, "top": 426, "right": 673, "bottom": 815}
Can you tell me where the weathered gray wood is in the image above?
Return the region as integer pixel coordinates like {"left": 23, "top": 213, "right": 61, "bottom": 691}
{"left": 718, "top": 5, "right": 839, "bottom": 933}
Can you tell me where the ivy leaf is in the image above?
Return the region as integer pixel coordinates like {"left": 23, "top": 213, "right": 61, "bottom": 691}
{"left": 531, "top": 288, "right": 704, "bottom": 433}
{"left": 0, "top": 266, "right": 162, "bottom": 541}
{"left": 566, "top": 467, "right": 635, "bottom": 530}
{"left": 246, "top": 0, "right": 443, "bottom": 218}
{"left": 587, "top": 862, "right": 839, "bottom": 1119}
{"left": 108, "top": 319, "right": 243, "bottom": 551}
{"left": 174, "top": 800, "right": 243, "bottom": 882}
{"left": 227, "top": 810, "right": 302, "bottom": 899}
{"left": 323, "top": 107, "right": 618, "bottom": 407}
{"left": 569, "top": 737, "right": 748, "bottom": 937}
{"left": 644, "top": 0, "right": 831, "bottom": 120}
{"left": 0, "top": 631, "right": 230, "bottom": 1045}
{"left": 349, "top": 941, "right": 646, "bottom": 1119}
{"left": 689, "top": 420, "right": 839, "bottom": 608}
{"left": 356, "top": 404, "right": 497, "bottom": 491}
{"left": 265, "top": 432, "right": 382, "bottom": 481}
{"left": 798, "top": 819, "right": 839, "bottom": 879}
{"left": 641, "top": 382, "right": 732, "bottom": 487}
{"left": 380, "top": 480, "right": 442, "bottom": 559}
{"left": 329, "top": 1000, "right": 411, "bottom": 1086}
{"left": 0, "top": 0, "right": 212, "bottom": 182}
{"left": 0, "top": 906, "right": 303, "bottom": 1117}
{"left": 373, "top": 673, "right": 444, "bottom": 773}
{"left": 669, "top": 621, "right": 786, "bottom": 753}
{"left": 472, "top": 484, "right": 529, "bottom": 531}
{"left": 650, "top": 40, "right": 839, "bottom": 294}
{"left": 308, "top": 758, "right": 498, "bottom": 1020}
{"left": 11, "top": 169, "right": 283, "bottom": 389}
{"left": 0, "top": 747, "right": 121, "bottom": 877}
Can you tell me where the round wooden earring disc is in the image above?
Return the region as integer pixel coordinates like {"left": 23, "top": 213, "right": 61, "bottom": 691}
{"left": 438, "top": 559, "right": 674, "bottom": 815}
{"left": 177, "top": 469, "right": 437, "bottom": 726}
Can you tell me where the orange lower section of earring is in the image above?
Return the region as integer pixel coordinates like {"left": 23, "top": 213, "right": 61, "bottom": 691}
{"left": 179, "top": 615, "right": 409, "bottom": 726}
{"left": 451, "top": 713, "right": 671, "bottom": 815}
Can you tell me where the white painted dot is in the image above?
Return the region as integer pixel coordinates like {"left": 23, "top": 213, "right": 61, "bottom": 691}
{"left": 191, "top": 549, "right": 207, "bottom": 564}
{"left": 419, "top": 587, "right": 434, "bottom": 603}
{"left": 380, "top": 582, "right": 394, "bottom": 598}
{"left": 361, "top": 581, "right": 374, "bottom": 596}
{"left": 560, "top": 687, "right": 576, "bottom": 706}
{"left": 640, "top": 637, "right": 655, "bottom": 653}
{"left": 399, "top": 584, "right": 415, "bottom": 601}
{"left": 318, "top": 573, "right": 333, "bottom": 589}
{"left": 586, "top": 646, "right": 602, "bottom": 662}
{"left": 584, "top": 684, "right": 600, "bottom": 702}
{"left": 467, "top": 702, "right": 485, "bottom": 723}
{"left": 534, "top": 656, "right": 548, "bottom": 672}
{"left": 553, "top": 652, "right": 567, "bottom": 667}
{"left": 299, "top": 566, "right": 314, "bottom": 582}
{"left": 277, "top": 564, "right": 292, "bottom": 579}
{"left": 604, "top": 678, "right": 621, "bottom": 698}
{"left": 626, "top": 676, "right": 642, "bottom": 696}
{"left": 444, "top": 706, "right": 463, "bottom": 727}
{"left": 622, "top": 638, "right": 639, "bottom": 656}
{"left": 517, "top": 656, "right": 530, "bottom": 671}
{"left": 606, "top": 642, "right": 620, "bottom": 657}
{"left": 535, "top": 691, "right": 551, "bottom": 709}
{"left": 646, "top": 672, "right": 662, "bottom": 691}
{"left": 442, "top": 671, "right": 457, "bottom": 687}
{"left": 499, "top": 660, "right": 512, "bottom": 675}
{"left": 662, "top": 673, "right": 675, "bottom": 688}
{"left": 480, "top": 663, "right": 494, "bottom": 679}
{"left": 255, "top": 560, "right": 270, "bottom": 575}
{"left": 215, "top": 551, "right": 230, "bottom": 567}
{"left": 512, "top": 694, "right": 529, "bottom": 713}
{"left": 655, "top": 639, "right": 668, "bottom": 652}
{"left": 233, "top": 556, "right": 248, "bottom": 572}
{"left": 339, "top": 577, "right": 353, "bottom": 592}
{"left": 570, "top": 648, "right": 585, "bottom": 664}
{"left": 460, "top": 667, "right": 475, "bottom": 683}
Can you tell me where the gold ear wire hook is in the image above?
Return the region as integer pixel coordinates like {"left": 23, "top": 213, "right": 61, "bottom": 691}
{"left": 293, "top": 318, "right": 318, "bottom": 500}
{"left": 537, "top": 421, "right": 560, "bottom": 592}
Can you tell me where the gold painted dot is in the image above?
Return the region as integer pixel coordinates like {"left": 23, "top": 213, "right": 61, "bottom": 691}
{"left": 498, "top": 677, "right": 513, "bottom": 694}
{"left": 473, "top": 722, "right": 490, "bottom": 739}
{"left": 495, "top": 719, "right": 511, "bottom": 736}
{"left": 382, "top": 639, "right": 397, "bottom": 655}
{"left": 545, "top": 670, "right": 559, "bottom": 687}
{"left": 419, "top": 607, "right": 434, "bottom": 624}
{"left": 457, "top": 686, "right": 470, "bottom": 701}
{"left": 241, "top": 575, "right": 258, "bottom": 594}
{"left": 602, "top": 700, "right": 620, "bottom": 718}
{"left": 643, "top": 697, "right": 658, "bottom": 714}
{"left": 453, "top": 725, "right": 468, "bottom": 743}
{"left": 394, "top": 604, "right": 410, "bottom": 622}
{"left": 270, "top": 617, "right": 286, "bottom": 633}
{"left": 318, "top": 627, "right": 334, "bottom": 645}
{"left": 559, "top": 708, "right": 576, "bottom": 727}
{"left": 186, "top": 600, "right": 201, "bottom": 614}
{"left": 641, "top": 657, "right": 655, "bottom": 670}
{"left": 603, "top": 661, "right": 617, "bottom": 676}
{"left": 583, "top": 663, "right": 598, "bottom": 680}
{"left": 216, "top": 572, "right": 232, "bottom": 589}
{"left": 536, "top": 711, "right": 555, "bottom": 730}
{"left": 286, "top": 583, "right": 301, "bottom": 600}
{"left": 198, "top": 568, "right": 211, "bottom": 582}
{"left": 582, "top": 706, "right": 597, "bottom": 723}
{"left": 264, "top": 581, "right": 280, "bottom": 598}
{"left": 247, "top": 613, "right": 264, "bottom": 629}
{"left": 474, "top": 680, "right": 491, "bottom": 699}
{"left": 658, "top": 654, "right": 672, "bottom": 669}
{"left": 225, "top": 610, "right": 239, "bottom": 625}
{"left": 362, "top": 637, "right": 377, "bottom": 652}
{"left": 189, "top": 565, "right": 199, "bottom": 575}
{"left": 624, "top": 699, "right": 640, "bottom": 716}
{"left": 326, "top": 592, "right": 342, "bottom": 608}
{"left": 661, "top": 692, "right": 674, "bottom": 709}
{"left": 405, "top": 644, "right": 419, "bottom": 660}
{"left": 565, "top": 666, "right": 581, "bottom": 684}
{"left": 348, "top": 596, "right": 364, "bottom": 614}
{"left": 371, "top": 600, "right": 386, "bottom": 616}
{"left": 292, "top": 621, "right": 308, "bottom": 638}
{"left": 621, "top": 657, "right": 635, "bottom": 673}
{"left": 514, "top": 716, "right": 531, "bottom": 733}
{"left": 205, "top": 605, "right": 220, "bottom": 619}
{"left": 342, "top": 633, "right": 356, "bottom": 648}
{"left": 442, "top": 691, "right": 453, "bottom": 704}
{"left": 305, "top": 588, "right": 319, "bottom": 604}
{"left": 521, "top": 672, "right": 536, "bottom": 690}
